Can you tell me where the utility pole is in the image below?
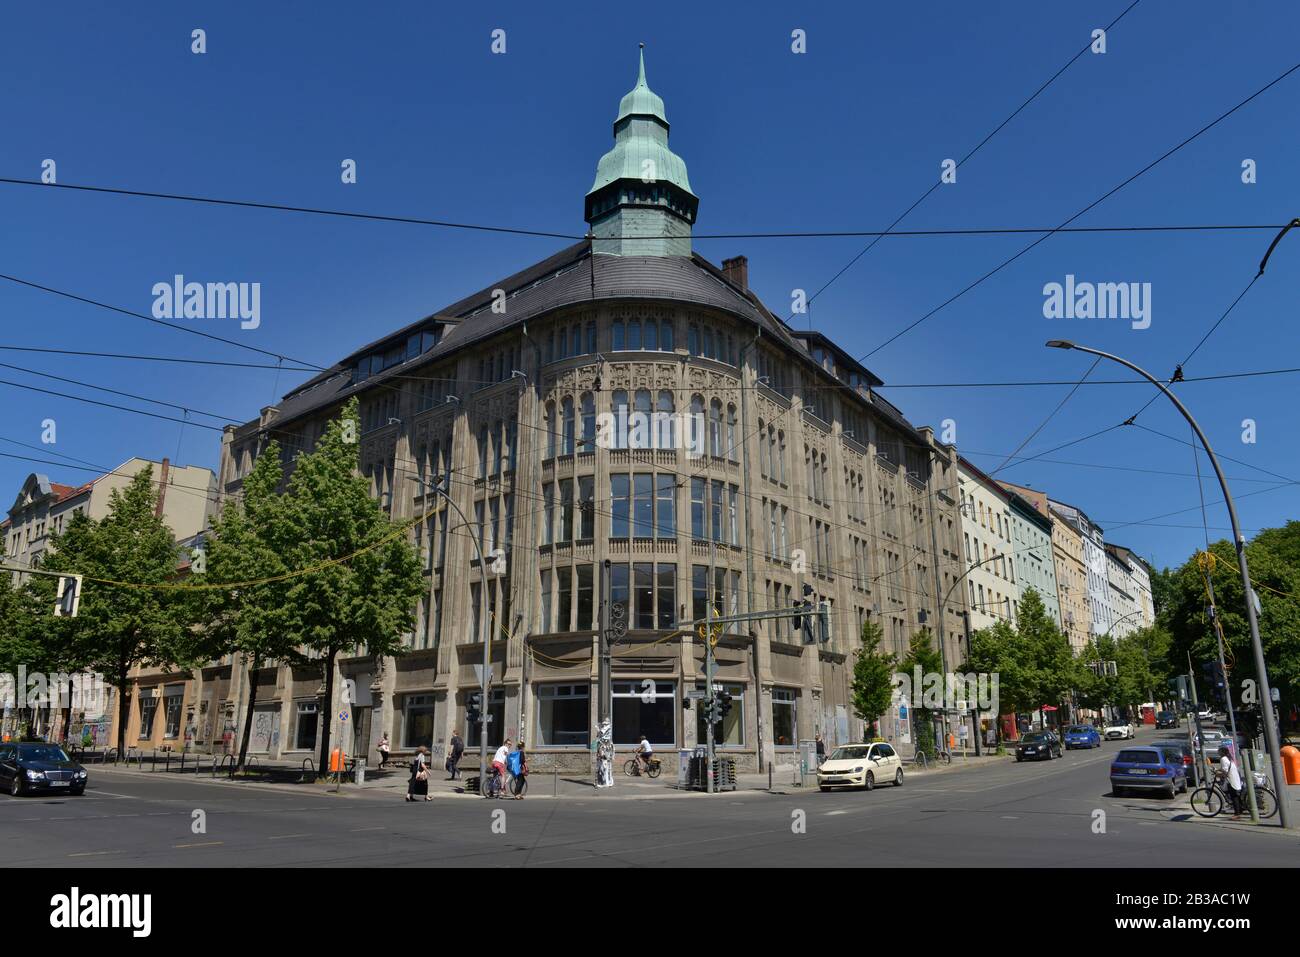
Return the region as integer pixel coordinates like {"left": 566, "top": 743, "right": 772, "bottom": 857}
{"left": 598, "top": 559, "right": 611, "bottom": 727}
{"left": 1200, "top": 565, "right": 1259, "bottom": 822}
{"left": 1047, "top": 340, "right": 1290, "bottom": 828}
{"left": 705, "top": 540, "right": 717, "bottom": 794}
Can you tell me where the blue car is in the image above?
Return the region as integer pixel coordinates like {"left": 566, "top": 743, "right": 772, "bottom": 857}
{"left": 1063, "top": 725, "right": 1101, "bottom": 749}
{"left": 1110, "top": 746, "right": 1188, "bottom": 798}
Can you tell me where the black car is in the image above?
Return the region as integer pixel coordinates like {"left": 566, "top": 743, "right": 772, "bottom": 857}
{"left": 1016, "top": 731, "right": 1062, "bottom": 762}
{"left": 1155, "top": 711, "right": 1178, "bottom": 730}
{"left": 0, "top": 742, "right": 88, "bottom": 796}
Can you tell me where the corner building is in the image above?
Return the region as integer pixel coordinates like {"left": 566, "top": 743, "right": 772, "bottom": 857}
{"left": 213, "top": 52, "right": 967, "bottom": 773}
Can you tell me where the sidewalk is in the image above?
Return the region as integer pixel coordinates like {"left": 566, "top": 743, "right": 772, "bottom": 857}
{"left": 85, "top": 749, "right": 1016, "bottom": 801}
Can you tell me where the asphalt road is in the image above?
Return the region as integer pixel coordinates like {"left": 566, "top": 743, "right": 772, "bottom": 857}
{"left": 4, "top": 728, "right": 1295, "bottom": 867}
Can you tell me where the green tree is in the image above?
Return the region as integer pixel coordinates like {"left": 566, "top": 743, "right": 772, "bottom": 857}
{"left": 849, "top": 617, "right": 895, "bottom": 738}
{"left": 36, "top": 468, "right": 192, "bottom": 756}
{"left": 901, "top": 628, "right": 943, "bottom": 752}
{"left": 196, "top": 440, "right": 304, "bottom": 771}
{"left": 277, "top": 399, "right": 425, "bottom": 776}
{"left": 0, "top": 574, "right": 44, "bottom": 736}
{"left": 964, "top": 619, "right": 1032, "bottom": 746}
{"left": 1017, "top": 588, "right": 1073, "bottom": 728}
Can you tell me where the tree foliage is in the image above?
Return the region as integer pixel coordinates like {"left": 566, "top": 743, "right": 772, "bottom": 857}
{"left": 849, "top": 617, "right": 895, "bottom": 738}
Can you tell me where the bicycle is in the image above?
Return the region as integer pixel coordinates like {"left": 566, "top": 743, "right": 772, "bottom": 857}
{"left": 482, "top": 765, "right": 505, "bottom": 799}
{"left": 1190, "top": 777, "right": 1278, "bottom": 820}
{"left": 624, "top": 755, "right": 662, "bottom": 778}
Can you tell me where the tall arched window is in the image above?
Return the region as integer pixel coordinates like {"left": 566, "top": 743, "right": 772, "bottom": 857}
{"left": 612, "top": 390, "right": 629, "bottom": 450}
{"left": 643, "top": 318, "right": 658, "bottom": 351}
{"left": 627, "top": 319, "right": 642, "bottom": 350}
{"left": 655, "top": 390, "right": 675, "bottom": 449}
{"left": 632, "top": 390, "right": 652, "bottom": 449}
{"left": 757, "top": 419, "right": 768, "bottom": 476}
{"left": 689, "top": 395, "right": 705, "bottom": 455}
{"left": 709, "top": 399, "right": 723, "bottom": 457}
{"left": 561, "top": 397, "right": 575, "bottom": 455}
{"left": 726, "top": 404, "right": 737, "bottom": 462}
{"left": 580, "top": 392, "right": 596, "bottom": 450}
{"left": 544, "top": 401, "right": 557, "bottom": 459}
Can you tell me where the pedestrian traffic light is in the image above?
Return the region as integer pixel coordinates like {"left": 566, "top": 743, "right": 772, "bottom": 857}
{"left": 817, "top": 599, "right": 832, "bottom": 644}
{"left": 799, "top": 599, "right": 816, "bottom": 644}
{"left": 717, "top": 690, "right": 733, "bottom": 719}
{"left": 466, "top": 693, "right": 482, "bottom": 727}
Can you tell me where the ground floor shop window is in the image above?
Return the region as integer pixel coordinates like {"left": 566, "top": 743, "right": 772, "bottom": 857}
{"left": 613, "top": 680, "right": 675, "bottom": 746}
{"left": 466, "top": 688, "right": 505, "bottom": 749}
{"left": 772, "top": 688, "right": 797, "bottom": 747}
{"left": 536, "top": 683, "right": 590, "bottom": 747}
{"left": 138, "top": 692, "right": 158, "bottom": 740}
{"left": 294, "top": 701, "right": 318, "bottom": 751}
{"left": 695, "top": 682, "right": 744, "bottom": 746}
{"left": 403, "top": 694, "right": 436, "bottom": 749}
{"left": 163, "top": 686, "right": 184, "bottom": 738}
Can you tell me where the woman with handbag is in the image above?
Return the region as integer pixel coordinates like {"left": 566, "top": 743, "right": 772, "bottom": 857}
{"left": 406, "top": 745, "right": 431, "bottom": 802}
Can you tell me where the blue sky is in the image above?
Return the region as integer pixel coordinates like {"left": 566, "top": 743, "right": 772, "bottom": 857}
{"left": 1, "top": 1, "right": 1297, "bottom": 571}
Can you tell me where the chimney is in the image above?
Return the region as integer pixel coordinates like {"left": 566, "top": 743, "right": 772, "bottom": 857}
{"left": 721, "top": 255, "right": 748, "bottom": 291}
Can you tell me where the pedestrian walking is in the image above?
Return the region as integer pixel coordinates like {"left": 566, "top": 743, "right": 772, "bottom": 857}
{"left": 814, "top": 733, "right": 826, "bottom": 768}
{"left": 447, "top": 729, "right": 464, "bottom": 780}
{"left": 406, "top": 745, "right": 431, "bottom": 802}
{"left": 376, "top": 732, "right": 391, "bottom": 770}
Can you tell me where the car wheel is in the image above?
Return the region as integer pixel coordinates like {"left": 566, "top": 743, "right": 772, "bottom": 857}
{"left": 894, "top": 768, "right": 904, "bottom": 787}
{"left": 819, "top": 786, "right": 830, "bottom": 793}
{"left": 9, "top": 776, "right": 22, "bottom": 797}
{"left": 1016, "top": 756, "right": 1022, "bottom": 762}
{"left": 864, "top": 771, "right": 874, "bottom": 791}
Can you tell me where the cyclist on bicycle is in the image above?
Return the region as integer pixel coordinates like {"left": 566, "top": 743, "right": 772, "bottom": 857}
{"left": 635, "top": 734, "right": 654, "bottom": 773}
{"left": 490, "top": 738, "right": 512, "bottom": 798}
{"left": 1216, "top": 744, "right": 1244, "bottom": 819}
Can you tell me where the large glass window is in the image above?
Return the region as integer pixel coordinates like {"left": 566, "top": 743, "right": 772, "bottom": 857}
{"left": 696, "top": 682, "right": 745, "bottom": 746}
{"left": 613, "top": 680, "right": 676, "bottom": 746}
{"left": 772, "top": 688, "right": 798, "bottom": 748}
{"left": 466, "top": 689, "right": 505, "bottom": 749}
{"left": 163, "top": 687, "right": 184, "bottom": 739}
{"left": 633, "top": 474, "right": 653, "bottom": 537}
{"left": 611, "top": 474, "right": 630, "bottom": 537}
{"left": 557, "top": 566, "right": 572, "bottom": 631}
{"left": 403, "top": 694, "right": 435, "bottom": 749}
{"left": 655, "top": 474, "right": 675, "bottom": 539}
{"left": 294, "top": 701, "right": 319, "bottom": 750}
{"left": 577, "top": 564, "right": 595, "bottom": 630}
{"left": 138, "top": 692, "right": 158, "bottom": 740}
{"left": 634, "top": 563, "right": 654, "bottom": 629}
{"left": 691, "top": 478, "right": 705, "bottom": 539}
{"left": 578, "top": 476, "right": 595, "bottom": 539}
{"left": 536, "top": 684, "right": 590, "bottom": 747}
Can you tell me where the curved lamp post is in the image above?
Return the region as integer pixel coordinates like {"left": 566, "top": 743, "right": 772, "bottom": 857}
{"left": 1046, "top": 340, "right": 1290, "bottom": 828}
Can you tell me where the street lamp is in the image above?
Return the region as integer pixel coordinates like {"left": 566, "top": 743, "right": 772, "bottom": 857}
{"left": 1046, "top": 340, "right": 1290, "bottom": 829}
{"left": 410, "top": 474, "right": 493, "bottom": 790}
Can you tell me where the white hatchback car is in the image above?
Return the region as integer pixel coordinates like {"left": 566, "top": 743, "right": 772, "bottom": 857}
{"left": 1104, "top": 722, "right": 1136, "bottom": 740}
{"left": 817, "top": 742, "right": 903, "bottom": 792}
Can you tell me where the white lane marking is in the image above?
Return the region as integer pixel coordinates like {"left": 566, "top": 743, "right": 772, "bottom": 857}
{"left": 268, "top": 833, "right": 312, "bottom": 841}
{"left": 825, "top": 810, "right": 847, "bottom": 816}
{"left": 173, "top": 841, "right": 223, "bottom": 848}
{"left": 349, "top": 826, "right": 386, "bottom": 832}
{"left": 68, "top": 850, "right": 124, "bottom": 858}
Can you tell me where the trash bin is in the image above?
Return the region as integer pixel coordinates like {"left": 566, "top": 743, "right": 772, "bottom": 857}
{"left": 1282, "top": 745, "right": 1300, "bottom": 785}
{"left": 678, "top": 749, "right": 692, "bottom": 788}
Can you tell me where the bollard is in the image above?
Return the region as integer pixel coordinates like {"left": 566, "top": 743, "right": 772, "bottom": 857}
{"left": 768, "top": 764, "right": 773, "bottom": 791}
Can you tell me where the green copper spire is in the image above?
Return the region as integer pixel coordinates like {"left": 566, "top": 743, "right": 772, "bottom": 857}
{"left": 586, "top": 44, "right": 698, "bottom": 256}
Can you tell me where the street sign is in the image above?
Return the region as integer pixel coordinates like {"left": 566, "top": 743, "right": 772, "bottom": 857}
{"left": 339, "top": 711, "right": 349, "bottom": 723}
{"left": 686, "top": 689, "right": 706, "bottom": 699}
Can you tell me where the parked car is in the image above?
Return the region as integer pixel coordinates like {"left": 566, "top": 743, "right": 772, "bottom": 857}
{"left": 1110, "top": 746, "right": 1188, "bottom": 798}
{"left": 817, "top": 742, "right": 903, "bottom": 792}
{"left": 1152, "top": 739, "right": 1196, "bottom": 777}
{"left": 1104, "top": 722, "right": 1136, "bottom": 740}
{"left": 1155, "top": 711, "right": 1178, "bottom": 730}
{"left": 1016, "top": 731, "right": 1062, "bottom": 762}
{"left": 1063, "top": 725, "right": 1102, "bottom": 750}
{"left": 0, "top": 742, "right": 88, "bottom": 796}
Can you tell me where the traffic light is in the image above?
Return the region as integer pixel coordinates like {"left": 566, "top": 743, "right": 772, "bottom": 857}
{"left": 817, "top": 599, "right": 832, "bottom": 644}
{"left": 466, "top": 692, "right": 482, "bottom": 727}
{"left": 799, "top": 599, "right": 816, "bottom": 644}
{"left": 717, "top": 690, "right": 733, "bottom": 720}
{"left": 54, "top": 574, "right": 83, "bottom": 618}
{"left": 1200, "top": 661, "right": 1227, "bottom": 705}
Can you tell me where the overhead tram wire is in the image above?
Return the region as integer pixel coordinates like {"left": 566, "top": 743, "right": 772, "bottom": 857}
{"left": 0, "top": 344, "right": 316, "bottom": 372}
{"left": 987, "top": 356, "right": 1103, "bottom": 477}
{"left": 0, "top": 178, "right": 1281, "bottom": 240}
{"left": 779, "top": 0, "right": 1144, "bottom": 324}
{"left": 0, "top": 376, "right": 226, "bottom": 432}
{"left": 858, "top": 58, "right": 1300, "bottom": 361}
{"left": 0, "top": 360, "right": 240, "bottom": 423}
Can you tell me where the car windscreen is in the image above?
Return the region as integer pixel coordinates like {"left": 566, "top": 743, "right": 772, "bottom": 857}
{"left": 1065, "top": 726, "right": 1090, "bottom": 734}
{"left": 19, "top": 745, "right": 70, "bottom": 763}
{"left": 1115, "top": 749, "right": 1159, "bottom": 764}
{"left": 829, "top": 747, "right": 871, "bottom": 761}
{"left": 1021, "top": 733, "right": 1049, "bottom": 742}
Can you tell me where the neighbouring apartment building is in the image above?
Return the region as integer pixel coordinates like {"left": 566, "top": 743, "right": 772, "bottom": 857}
{"left": 2, "top": 459, "right": 216, "bottom": 746}
{"left": 1104, "top": 543, "right": 1143, "bottom": 638}
{"left": 1108, "top": 543, "right": 1155, "bottom": 629}
{"left": 956, "top": 458, "right": 1018, "bottom": 633}
{"left": 1047, "top": 502, "right": 1092, "bottom": 653}
{"left": 1050, "top": 498, "right": 1114, "bottom": 641}
{"left": 192, "top": 50, "right": 971, "bottom": 772}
